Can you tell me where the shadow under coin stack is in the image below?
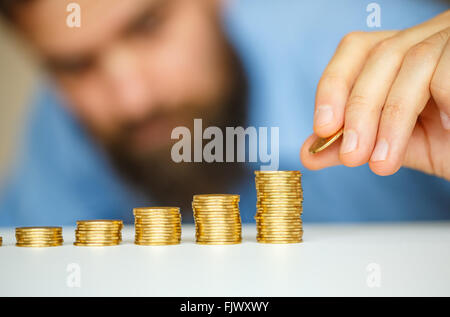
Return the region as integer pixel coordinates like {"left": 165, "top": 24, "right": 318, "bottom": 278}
{"left": 134, "top": 207, "right": 182, "bottom": 245}
{"left": 193, "top": 194, "right": 242, "bottom": 245}
{"left": 15, "top": 227, "right": 63, "bottom": 247}
{"left": 74, "top": 220, "right": 123, "bottom": 246}
{"left": 255, "top": 171, "right": 303, "bottom": 244}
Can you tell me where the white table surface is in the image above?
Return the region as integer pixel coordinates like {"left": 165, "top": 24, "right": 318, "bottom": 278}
{"left": 0, "top": 222, "right": 449, "bottom": 297}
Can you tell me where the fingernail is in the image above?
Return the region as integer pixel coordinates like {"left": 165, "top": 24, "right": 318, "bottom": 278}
{"left": 371, "top": 139, "right": 389, "bottom": 162}
{"left": 440, "top": 111, "right": 450, "bottom": 130}
{"left": 341, "top": 129, "right": 358, "bottom": 154}
{"left": 314, "top": 105, "right": 334, "bottom": 127}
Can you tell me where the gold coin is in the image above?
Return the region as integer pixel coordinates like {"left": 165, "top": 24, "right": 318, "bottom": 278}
{"left": 134, "top": 206, "right": 179, "bottom": 211}
{"left": 134, "top": 210, "right": 180, "bottom": 214}
{"left": 257, "top": 231, "right": 303, "bottom": 235}
{"left": 135, "top": 222, "right": 181, "bottom": 226}
{"left": 197, "top": 236, "right": 241, "bottom": 241}
{"left": 255, "top": 170, "right": 300, "bottom": 175}
{"left": 136, "top": 237, "right": 180, "bottom": 241}
{"left": 255, "top": 179, "right": 300, "bottom": 184}
{"left": 77, "top": 220, "right": 122, "bottom": 224}
{"left": 135, "top": 233, "right": 181, "bottom": 238}
{"left": 135, "top": 214, "right": 180, "bottom": 218}
{"left": 16, "top": 235, "right": 64, "bottom": 240}
{"left": 136, "top": 220, "right": 180, "bottom": 223}
{"left": 309, "top": 128, "right": 343, "bottom": 154}
{"left": 134, "top": 211, "right": 180, "bottom": 217}
{"left": 76, "top": 223, "right": 123, "bottom": 227}
{"left": 16, "top": 243, "right": 64, "bottom": 247}
{"left": 16, "top": 235, "right": 63, "bottom": 240}
{"left": 135, "top": 236, "right": 180, "bottom": 241}
{"left": 193, "top": 204, "right": 239, "bottom": 208}
{"left": 16, "top": 226, "right": 62, "bottom": 231}
{"left": 256, "top": 221, "right": 302, "bottom": 226}
{"left": 75, "top": 239, "right": 121, "bottom": 244}
{"left": 74, "top": 242, "right": 120, "bottom": 246}
{"left": 196, "top": 224, "right": 241, "bottom": 228}
{"left": 194, "top": 194, "right": 239, "bottom": 199}
{"left": 194, "top": 215, "right": 240, "bottom": 219}
{"left": 135, "top": 229, "right": 181, "bottom": 233}
{"left": 135, "top": 241, "right": 180, "bottom": 246}
{"left": 193, "top": 210, "right": 240, "bottom": 214}
{"left": 196, "top": 240, "right": 241, "bottom": 245}
{"left": 194, "top": 203, "right": 239, "bottom": 207}
{"left": 135, "top": 225, "right": 181, "bottom": 229}
{"left": 193, "top": 210, "right": 239, "bottom": 214}
{"left": 75, "top": 234, "right": 121, "bottom": 238}
{"left": 135, "top": 228, "right": 181, "bottom": 232}
{"left": 257, "top": 233, "right": 303, "bottom": 238}
{"left": 135, "top": 237, "right": 180, "bottom": 241}
{"left": 196, "top": 229, "right": 241, "bottom": 234}
{"left": 256, "top": 213, "right": 302, "bottom": 217}
{"left": 196, "top": 228, "right": 241, "bottom": 233}
{"left": 257, "top": 238, "right": 303, "bottom": 242}
{"left": 195, "top": 222, "right": 241, "bottom": 226}
{"left": 136, "top": 238, "right": 180, "bottom": 241}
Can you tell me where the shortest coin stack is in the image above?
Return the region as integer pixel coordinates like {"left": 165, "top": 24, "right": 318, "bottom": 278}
{"left": 74, "top": 220, "right": 123, "bottom": 246}
{"left": 134, "top": 207, "right": 182, "bottom": 245}
{"left": 193, "top": 194, "right": 242, "bottom": 245}
{"left": 16, "top": 227, "right": 63, "bottom": 247}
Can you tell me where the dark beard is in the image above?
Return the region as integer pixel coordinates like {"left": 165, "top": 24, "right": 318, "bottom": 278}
{"left": 106, "top": 47, "right": 248, "bottom": 220}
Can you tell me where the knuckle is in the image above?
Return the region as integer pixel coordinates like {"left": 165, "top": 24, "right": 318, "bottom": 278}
{"left": 434, "top": 28, "right": 450, "bottom": 44}
{"left": 320, "top": 72, "right": 349, "bottom": 91}
{"left": 430, "top": 79, "right": 450, "bottom": 105}
{"left": 339, "top": 31, "right": 367, "bottom": 46}
{"left": 369, "top": 38, "right": 402, "bottom": 61}
{"left": 404, "top": 41, "right": 437, "bottom": 65}
{"left": 383, "top": 101, "right": 411, "bottom": 120}
{"left": 346, "top": 94, "right": 372, "bottom": 115}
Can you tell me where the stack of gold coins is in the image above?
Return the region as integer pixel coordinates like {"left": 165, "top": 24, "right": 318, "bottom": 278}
{"left": 74, "top": 220, "right": 123, "bottom": 246}
{"left": 193, "top": 194, "right": 242, "bottom": 245}
{"left": 255, "top": 171, "right": 303, "bottom": 243}
{"left": 15, "top": 227, "right": 63, "bottom": 247}
{"left": 0, "top": 236, "right": 2, "bottom": 246}
{"left": 134, "top": 207, "right": 182, "bottom": 245}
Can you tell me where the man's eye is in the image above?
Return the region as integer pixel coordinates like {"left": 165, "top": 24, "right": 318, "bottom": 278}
{"left": 48, "top": 58, "right": 95, "bottom": 76}
{"left": 130, "top": 14, "right": 161, "bottom": 36}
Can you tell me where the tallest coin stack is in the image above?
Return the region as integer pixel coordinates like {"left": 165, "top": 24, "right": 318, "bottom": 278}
{"left": 254, "top": 171, "right": 303, "bottom": 243}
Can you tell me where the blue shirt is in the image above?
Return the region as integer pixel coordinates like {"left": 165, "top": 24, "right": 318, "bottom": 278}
{"left": 1, "top": 0, "right": 449, "bottom": 226}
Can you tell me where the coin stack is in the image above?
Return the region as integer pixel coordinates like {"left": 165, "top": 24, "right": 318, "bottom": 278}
{"left": 0, "top": 236, "right": 2, "bottom": 247}
{"left": 15, "top": 227, "right": 64, "bottom": 247}
{"left": 193, "top": 194, "right": 242, "bottom": 245}
{"left": 74, "top": 220, "right": 123, "bottom": 246}
{"left": 255, "top": 171, "right": 303, "bottom": 243}
{"left": 134, "top": 207, "right": 182, "bottom": 245}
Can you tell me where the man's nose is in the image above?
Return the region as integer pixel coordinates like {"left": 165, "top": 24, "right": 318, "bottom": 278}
{"left": 101, "top": 45, "right": 154, "bottom": 120}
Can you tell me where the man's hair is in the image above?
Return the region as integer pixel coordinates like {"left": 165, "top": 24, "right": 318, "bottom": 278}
{"left": 0, "top": 0, "right": 30, "bottom": 21}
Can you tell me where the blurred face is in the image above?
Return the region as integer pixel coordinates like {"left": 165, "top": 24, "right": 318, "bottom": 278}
{"left": 14, "top": 0, "right": 240, "bottom": 158}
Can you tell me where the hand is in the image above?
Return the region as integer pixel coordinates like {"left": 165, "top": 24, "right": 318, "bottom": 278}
{"left": 301, "top": 10, "right": 450, "bottom": 181}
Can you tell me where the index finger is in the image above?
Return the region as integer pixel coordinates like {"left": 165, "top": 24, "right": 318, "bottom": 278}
{"left": 314, "top": 31, "right": 397, "bottom": 138}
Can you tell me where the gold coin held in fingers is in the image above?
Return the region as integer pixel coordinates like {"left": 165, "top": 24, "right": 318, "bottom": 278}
{"left": 309, "top": 127, "right": 344, "bottom": 154}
